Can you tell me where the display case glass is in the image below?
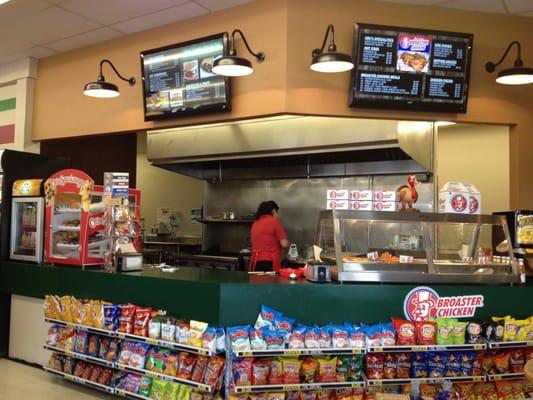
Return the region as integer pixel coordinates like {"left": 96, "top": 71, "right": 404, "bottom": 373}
{"left": 315, "top": 210, "right": 519, "bottom": 284}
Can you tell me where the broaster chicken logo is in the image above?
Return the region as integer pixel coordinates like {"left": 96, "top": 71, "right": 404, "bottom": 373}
{"left": 403, "top": 286, "right": 484, "bottom": 321}
{"left": 451, "top": 194, "right": 468, "bottom": 212}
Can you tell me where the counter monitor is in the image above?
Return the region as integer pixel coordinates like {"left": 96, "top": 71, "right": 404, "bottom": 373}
{"left": 140, "top": 33, "right": 231, "bottom": 121}
{"left": 349, "top": 23, "right": 473, "bottom": 113}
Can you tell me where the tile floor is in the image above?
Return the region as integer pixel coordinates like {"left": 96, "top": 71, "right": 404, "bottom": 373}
{"left": 0, "top": 359, "right": 112, "bottom": 399}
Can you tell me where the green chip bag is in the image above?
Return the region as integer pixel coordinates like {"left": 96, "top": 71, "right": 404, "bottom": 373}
{"left": 163, "top": 382, "right": 180, "bottom": 400}
{"left": 336, "top": 356, "right": 350, "bottom": 382}
{"left": 139, "top": 375, "right": 152, "bottom": 397}
{"left": 348, "top": 354, "right": 363, "bottom": 381}
{"left": 452, "top": 321, "right": 467, "bottom": 344}
{"left": 436, "top": 318, "right": 453, "bottom": 345}
{"left": 177, "top": 384, "right": 192, "bottom": 400}
{"left": 150, "top": 378, "right": 167, "bottom": 400}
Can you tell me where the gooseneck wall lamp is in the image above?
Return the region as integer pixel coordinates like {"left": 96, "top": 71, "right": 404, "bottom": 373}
{"left": 485, "top": 41, "right": 533, "bottom": 85}
{"left": 212, "top": 29, "right": 265, "bottom": 77}
{"left": 311, "top": 24, "right": 354, "bottom": 73}
{"left": 83, "top": 59, "right": 136, "bottom": 98}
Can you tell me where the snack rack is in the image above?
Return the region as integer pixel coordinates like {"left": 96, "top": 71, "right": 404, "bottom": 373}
{"left": 44, "top": 169, "right": 108, "bottom": 267}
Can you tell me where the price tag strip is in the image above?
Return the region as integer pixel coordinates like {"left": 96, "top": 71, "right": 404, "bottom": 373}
{"left": 115, "top": 332, "right": 215, "bottom": 356}
{"left": 43, "top": 367, "right": 114, "bottom": 394}
{"left": 483, "top": 371, "right": 526, "bottom": 381}
{"left": 366, "top": 343, "right": 486, "bottom": 353}
{"left": 43, "top": 345, "right": 115, "bottom": 368}
{"left": 233, "top": 347, "right": 365, "bottom": 358}
{"left": 233, "top": 381, "right": 364, "bottom": 393}
{"left": 484, "top": 338, "right": 533, "bottom": 349}
{"left": 364, "top": 374, "right": 485, "bottom": 386}
{"left": 115, "top": 363, "right": 213, "bottom": 392}
{"left": 44, "top": 318, "right": 117, "bottom": 338}
{"left": 115, "top": 388, "right": 152, "bottom": 399}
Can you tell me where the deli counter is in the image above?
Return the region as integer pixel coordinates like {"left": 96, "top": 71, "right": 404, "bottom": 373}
{"left": 316, "top": 210, "right": 520, "bottom": 284}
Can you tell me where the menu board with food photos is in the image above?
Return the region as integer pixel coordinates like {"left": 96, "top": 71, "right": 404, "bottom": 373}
{"left": 349, "top": 23, "right": 473, "bottom": 113}
{"left": 140, "top": 33, "right": 231, "bottom": 121}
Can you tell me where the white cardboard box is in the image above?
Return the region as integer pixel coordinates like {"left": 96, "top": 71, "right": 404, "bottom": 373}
{"left": 327, "top": 199, "right": 350, "bottom": 210}
{"left": 373, "top": 191, "right": 397, "bottom": 202}
{"left": 349, "top": 190, "right": 373, "bottom": 201}
{"left": 327, "top": 189, "right": 349, "bottom": 200}
{"left": 438, "top": 181, "right": 470, "bottom": 214}
{"left": 463, "top": 183, "right": 481, "bottom": 214}
{"left": 349, "top": 201, "right": 373, "bottom": 210}
{"left": 373, "top": 201, "right": 397, "bottom": 212}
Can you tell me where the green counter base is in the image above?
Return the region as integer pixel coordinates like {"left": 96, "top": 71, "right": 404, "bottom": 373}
{"left": 1, "top": 261, "right": 531, "bottom": 325}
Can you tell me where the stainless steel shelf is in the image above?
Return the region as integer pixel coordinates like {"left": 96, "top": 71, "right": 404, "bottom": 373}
{"left": 44, "top": 344, "right": 115, "bottom": 368}
{"left": 364, "top": 374, "right": 485, "bottom": 386}
{"left": 366, "top": 343, "right": 486, "bottom": 353}
{"left": 232, "top": 381, "right": 364, "bottom": 393}
{"left": 116, "top": 331, "right": 218, "bottom": 356}
{"left": 233, "top": 347, "right": 365, "bottom": 358}
{"left": 44, "top": 317, "right": 116, "bottom": 337}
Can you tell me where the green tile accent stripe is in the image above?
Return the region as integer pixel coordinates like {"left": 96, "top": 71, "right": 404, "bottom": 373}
{"left": 0, "top": 98, "right": 16, "bottom": 112}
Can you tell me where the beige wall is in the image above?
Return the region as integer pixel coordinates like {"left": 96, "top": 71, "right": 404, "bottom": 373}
{"left": 136, "top": 132, "right": 203, "bottom": 236}
{"left": 437, "top": 123, "right": 510, "bottom": 214}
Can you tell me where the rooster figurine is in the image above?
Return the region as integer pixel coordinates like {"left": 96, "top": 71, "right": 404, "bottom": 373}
{"left": 397, "top": 174, "right": 419, "bottom": 211}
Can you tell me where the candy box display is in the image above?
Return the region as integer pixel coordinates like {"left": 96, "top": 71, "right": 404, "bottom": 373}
{"left": 438, "top": 182, "right": 470, "bottom": 214}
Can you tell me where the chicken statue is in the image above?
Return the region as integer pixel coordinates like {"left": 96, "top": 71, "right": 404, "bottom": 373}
{"left": 397, "top": 174, "right": 419, "bottom": 211}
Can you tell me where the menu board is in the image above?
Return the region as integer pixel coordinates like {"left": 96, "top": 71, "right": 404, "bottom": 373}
{"left": 349, "top": 24, "right": 473, "bottom": 113}
{"left": 140, "top": 33, "right": 231, "bottom": 121}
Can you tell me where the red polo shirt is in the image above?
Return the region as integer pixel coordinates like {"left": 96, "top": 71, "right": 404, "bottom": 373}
{"left": 251, "top": 215, "right": 287, "bottom": 259}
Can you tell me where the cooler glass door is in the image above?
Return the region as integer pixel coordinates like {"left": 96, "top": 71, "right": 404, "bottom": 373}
{"left": 10, "top": 198, "right": 44, "bottom": 262}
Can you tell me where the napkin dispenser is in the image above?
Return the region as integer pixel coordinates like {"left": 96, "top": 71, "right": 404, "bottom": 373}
{"left": 305, "top": 262, "right": 331, "bottom": 282}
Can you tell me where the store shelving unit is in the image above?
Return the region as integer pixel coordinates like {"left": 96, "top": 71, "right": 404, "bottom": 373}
{"left": 233, "top": 381, "right": 364, "bottom": 393}
{"left": 44, "top": 317, "right": 116, "bottom": 337}
{"left": 43, "top": 345, "right": 115, "bottom": 368}
{"left": 483, "top": 371, "right": 526, "bottom": 381}
{"left": 232, "top": 347, "right": 365, "bottom": 358}
{"left": 115, "top": 388, "right": 151, "bottom": 399}
{"left": 43, "top": 366, "right": 115, "bottom": 394}
{"left": 364, "top": 374, "right": 485, "bottom": 387}
{"left": 484, "top": 339, "right": 533, "bottom": 349}
{"left": 116, "top": 331, "right": 216, "bottom": 356}
{"left": 366, "top": 343, "right": 486, "bottom": 353}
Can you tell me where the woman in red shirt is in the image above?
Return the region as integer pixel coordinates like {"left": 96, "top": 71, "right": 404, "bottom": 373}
{"left": 249, "top": 201, "right": 289, "bottom": 272}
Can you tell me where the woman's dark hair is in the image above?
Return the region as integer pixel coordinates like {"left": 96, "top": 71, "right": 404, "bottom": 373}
{"left": 255, "top": 201, "right": 279, "bottom": 220}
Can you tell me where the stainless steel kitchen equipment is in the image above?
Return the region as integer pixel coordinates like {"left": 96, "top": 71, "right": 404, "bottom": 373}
{"left": 315, "top": 210, "right": 519, "bottom": 284}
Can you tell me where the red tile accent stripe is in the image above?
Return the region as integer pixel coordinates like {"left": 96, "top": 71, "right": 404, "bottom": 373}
{"left": 0, "top": 124, "right": 15, "bottom": 144}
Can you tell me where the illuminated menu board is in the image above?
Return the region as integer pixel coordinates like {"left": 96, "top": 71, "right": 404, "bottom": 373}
{"left": 141, "top": 33, "right": 231, "bottom": 121}
{"left": 349, "top": 24, "right": 473, "bottom": 113}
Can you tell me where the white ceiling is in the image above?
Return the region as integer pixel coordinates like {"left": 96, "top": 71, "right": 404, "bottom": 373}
{"left": 378, "top": 0, "right": 533, "bottom": 16}
{"left": 0, "top": 0, "right": 255, "bottom": 66}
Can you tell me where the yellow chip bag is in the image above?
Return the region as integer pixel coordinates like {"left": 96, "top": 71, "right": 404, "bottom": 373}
{"left": 515, "top": 319, "right": 530, "bottom": 341}
{"left": 59, "top": 296, "right": 73, "bottom": 322}
{"left": 43, "top": 295, "right": 61, "bottom": 319}
{"left": 503, "top": 317, "right": 519, "bottom": 341}
{"left": 188, "top": 320, "right": 208, "bottom": 347}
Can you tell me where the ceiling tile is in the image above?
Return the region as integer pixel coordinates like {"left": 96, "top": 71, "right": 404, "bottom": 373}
{"left": 11, "top": 7, "right": 102, "bottom": 45}
{"left": 504, "top": 0, "right": 533, "bottom": 13}
{"left": 440, "top": 0, "right": 508, "bottom": 14}
{"left": 0, "top": 0, "right": 50, "bottom": 25}
{"left": 59, "top": 0, "right": 189, "bottom": 25}
{"left": 112, "top": 2, "right": 207, "bottom": 34}
{"left": 0, "top": 46, "right": 56, "bottom": 66}
{"left": 193, "top": 0, "right": 254, "bottom": 11}
{"left": 44, "top": 27, "right": 123, "bottom": 52}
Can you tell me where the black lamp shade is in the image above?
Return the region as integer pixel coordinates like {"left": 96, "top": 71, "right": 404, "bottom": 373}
{"left": 212, "top": 56, "right": 254, "bottom": 77}
{"left": 496, "top": 66, "right": 533, "bottom": 85}
{"left": 83, "top": 80, "right": 120, "bottom": 98}
{"left": 311, "top": 52, "right": 354, "bottom": 73}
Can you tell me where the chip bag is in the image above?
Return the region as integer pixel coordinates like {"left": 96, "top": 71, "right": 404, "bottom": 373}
{"left": 228, "top": 326, "right": 251, "bottom": 351}
{"left": 252, "top": 359, "right": 270, "bottom": 385}
{"left": 318, "top": 357, "right": 338, "bottom": 382}
{"left": 282, "top": 358, "right": 302, "bottom": 384}
{"left": 436, "top": 318, "right": 453, "bottom": 345}
{"left": 415, "top": 321, "right": 436, "bottom": 345}
{"left": 269, "top": 358, "right": 283, "bottom": 384}
{"left": 365, "top": 354, "right": 384, "bottom": 380}
{"left": 452, "top": 322, "right": 467, "bottom": 345}
{"left": 392, "top": 318, "right": 415, "bottom": 346}
{"left": 301, "top": 357, "right": 319, "bottom": 383}
{"left": 255, "top": 305, "right": 282, "bottom": 329}
{"left": 44, "top": 295, "right": 61, "bottom": 320}
{"left": 189, "top": 320, "right": 209, "bottom": 348}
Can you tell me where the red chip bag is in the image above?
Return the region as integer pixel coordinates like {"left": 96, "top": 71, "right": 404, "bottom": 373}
{"left": 392, "top": 318, "right": 416, "bottom": 346}
{"left": 415, "top": 321, "right": 437, "bottom": 345}
{"left": 177, "top": 352, "right": 197, "bottom": 380}
{"left": 133, "top": 307, "right": 152, "bottom": 337}
{"left": 509, "top": 349, "right": 525, "bottom": 373}
{"left": 191, "top": 355, "right": 208, "bottom": 382}
{"left": 365, "top": 354, "right": 384, "bottom": 379}
{"left": 396, "top": 352, "right": 411, "bottom": 378}
{"left": 383, "top": 353, "right": 397, "bottom": 379}
{"left": 203, "top": 356, "right": 225, "bottom": 386}
{"left": 252, "top": 359, "right": 271, "bottom": 386}
{"left": 232, "top": 358, "right": 253, "bottom": 386}
{"left": 269, "top": 359, "right": 283, "bottom": 384}
{"left": 118, "top": 304, "right": 136, "bottom": 334}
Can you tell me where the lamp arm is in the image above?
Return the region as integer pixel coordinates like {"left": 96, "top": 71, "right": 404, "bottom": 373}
{"left": 489, "top": 41, "right": 522, "bottom": 68}
{"left": 231, "top": 29, "right": 265, "bottom": 62}
{"left": 100, "top": 59, "right": 136, "bottom": 85}
{"left": 317, "top": 24, "right": 335, "bottom": 54}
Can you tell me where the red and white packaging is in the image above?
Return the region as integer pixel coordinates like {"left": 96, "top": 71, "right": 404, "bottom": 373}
{"left": 349, "top": 201, "right": 373, "bottom": 211}
{"left": 350, "top": 190, "right": 373, "bottom": 201}
{"left": 367, "top": 251, "right": 379, "bottom": 261}
{"left": 438, "top": 182, "right": 470, "bottom": 214}
{"left": 373, "top": 201, "right": 397, "bottom": 212}
{"left": 463, "top": 183, "right": 481, "bottom": 215}
{"left": 373, "top": 191, "right": 397, "bottom": 202}
{"left": 327, "top": 189, "right": 349, "bottom": 200}
{"left": 327, "top": 200, "right": 349, "bottom": 210}
{"left": 399, "top": 255, "right": 414, "bottom": 263}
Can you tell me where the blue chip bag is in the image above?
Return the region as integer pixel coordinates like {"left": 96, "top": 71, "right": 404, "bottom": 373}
{"left": 203, "top": 327, "right": 217, "bottom": 353}
{"left": 275, "top": 314, "right": 295, "bottom": 336}
{"left": 264, "top": 327, "right": 285, "bottom": 349}
{"left": 103, "top": 305, "right": 119, "bottom": 331}
{"left": 249, "top": 327, "right": 267, "bottom": 350}
{"left": 227, "top": 325, "right": 251, "bottom": 351}
{"left": 459, "top": 351, "right": 475, "bottom": 376}
{"left": 319, "top": 325, "right": 333, "bottom": 348}
{"left": 254, "top": 305, "right": 283, "bottom": 329}
{"left": 365, "top": 324, "right": 383, "bottom": 347}
{"left": 411, "top": 352, "right": 428, "bottom": 378}
{"left": 381, "top": 322, "right": 396, "bottom": 346}
{"left": 427, "top": 351, "right": 445, "bottom": 378}
{"left": 216, "top": 327, "right": 226, "bottom": 352}
{"left": 305, "top": 325, "right": 321, "bottom": 349}
{"left": 331, "top": 325, "right": 350, "bottom": 348}
{"left": 444, "top": 351, "right": 462, "bottom": 377}
{"left": 288, "top": 324, "right": 307, "bottom": 349}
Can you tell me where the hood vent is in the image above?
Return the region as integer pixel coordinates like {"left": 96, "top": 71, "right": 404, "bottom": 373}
{"left": 147, "top": 115, "right": 434, "bottom": 180}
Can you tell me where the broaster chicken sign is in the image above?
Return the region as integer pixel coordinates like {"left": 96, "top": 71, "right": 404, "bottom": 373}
{"left": 403, "top": 286, "right": 484, "bottom": 321}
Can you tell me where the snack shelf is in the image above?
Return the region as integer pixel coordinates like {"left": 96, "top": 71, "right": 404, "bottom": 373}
{"left": 483, "top": 372, "right": 526, "bottom": 381}
{"left": 115, "top": 388, "right": 151, "bottom": 399}
{"left": 115, "top": 331, "right": 217, "bottom": 356}
{"left": 483, "top": 339, "right": 533, "bottom": 349}
{"left": 116, "top": 363, "right": 213, "bottom": 392}
{"left": 43, "top": 344, "right": 115, "bottom": 368}
{"left": 56, "top": 243, "right": 80, "bottom": 249}
{"left": 233, "top": 347, "right": 365, "bottom": 358}
{"left": 232, "top": 381, "right": 365, "bottom": 393}
{"left": 55, "top": 225, "right": 81, "bottom": 232}
{"left": 366, "top": 343, "right": 486, "bottom": 353}
{"left": 44, "top": 317, "right": 117, "bottom": 337}
{"left": 55, "top": 208, "right": 81, "bottom": 213}
{"left": 43, "top": 367, "right": 115, "bottom": 394}
{"left": 364, "top": 374, "right": 485, "bottom": 386}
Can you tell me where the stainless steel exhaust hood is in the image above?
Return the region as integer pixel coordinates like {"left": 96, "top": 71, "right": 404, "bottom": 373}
{"left": 147, "top": 115, "right": 434, "bottom": 180}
